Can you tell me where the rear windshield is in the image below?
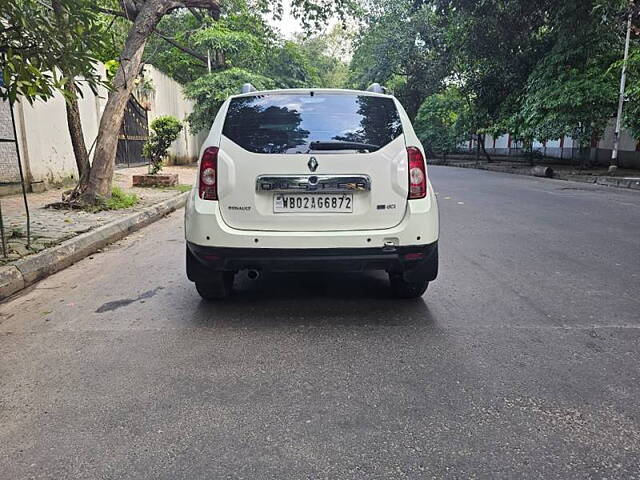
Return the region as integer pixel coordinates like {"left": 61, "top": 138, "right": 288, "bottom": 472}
{"left": 222, "top": 93, "right": 403, "bottom": 154}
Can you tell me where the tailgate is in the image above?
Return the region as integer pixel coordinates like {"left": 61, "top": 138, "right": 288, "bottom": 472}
{"left": 217, "top": 136, "right": 408, "bottom": 232}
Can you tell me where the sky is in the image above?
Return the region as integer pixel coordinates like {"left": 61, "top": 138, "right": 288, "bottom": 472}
{"left": 266, "top": 1, "right": 304, "bottom": 39}
{"left": 265, "top": 0, "right": 343, "bottom": 40}
{"left": 264, "top": 0, "right": 353, "bottom": 61}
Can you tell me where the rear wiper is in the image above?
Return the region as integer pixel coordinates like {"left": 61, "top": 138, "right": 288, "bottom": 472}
{"left": 308, "top": 140, "right": 380, "bottom": 152}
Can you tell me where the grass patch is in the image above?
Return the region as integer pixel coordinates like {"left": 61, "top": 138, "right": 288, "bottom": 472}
{"left": 83, "top": 186, "right": 139, "bottom": 212}
{"left": 104, "top": 186, "right": 139, "bottom": 210}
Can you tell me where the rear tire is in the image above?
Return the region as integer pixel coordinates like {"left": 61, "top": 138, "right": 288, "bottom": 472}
{"left": 389, "top": 274, "right": 429, "bottom": 299}
{"left": 195, "top": 272, "right": 234, "bottom": 300}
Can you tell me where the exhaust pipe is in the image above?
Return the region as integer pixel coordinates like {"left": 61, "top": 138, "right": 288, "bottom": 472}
{"left": 247, "top": 269, "right": 260, "bottom": 280}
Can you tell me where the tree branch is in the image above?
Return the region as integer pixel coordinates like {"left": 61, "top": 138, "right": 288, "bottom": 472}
{"left": 96, "top": 6, "right": 209, "bottom": 66}
{"left": 95, "top": 6, "right": 128, "bottom": 19}
{"left": 153, "top": 29, "right": 208, "bottom": 65}
{"left": 188, "top": 7, "right": 204, "bottom": 21}
{"left": 167, "top": 1, "right": 221, "bottom": 19}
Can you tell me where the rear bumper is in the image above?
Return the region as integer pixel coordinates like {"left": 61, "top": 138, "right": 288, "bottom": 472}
{"left": 187, "top": 241, "right": 438, "bottom": 282}
{"left": 184, "top": 187, "right": 439, "bottom": 250}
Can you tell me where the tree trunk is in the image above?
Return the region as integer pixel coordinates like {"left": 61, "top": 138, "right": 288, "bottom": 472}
{"left": 63, "top": 81, "right": 91, "bottom": 189}
{"left": 52, "top": 0, "right": 90, "bottom": 194}
{"left": 83, "top": 0, "right": 220, "bottom": 204}
{"left": 479, "top": 134, "right": 492, "bottom": 163}
{"left": 82, "top": 3, "right": 162, "bottom": 203}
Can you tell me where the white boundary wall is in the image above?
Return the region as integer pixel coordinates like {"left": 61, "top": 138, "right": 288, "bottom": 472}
{"left": 462, "top": 121, "right": 640, "bottom": 167}
{"left": 11, "top": 64, "right": 108, "bottom": 186}
{"left": 142, "top": 65, "right": 207, "bottom": 164}
{"left": 482, "top": 122, "right": 638, "bottom": 159}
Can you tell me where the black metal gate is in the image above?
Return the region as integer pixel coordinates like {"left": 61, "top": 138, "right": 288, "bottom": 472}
{"left": 116, "top": 95, "right": 149, "bottom": 166}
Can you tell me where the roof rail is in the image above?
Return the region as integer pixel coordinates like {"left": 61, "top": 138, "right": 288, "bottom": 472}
{"left": 240, "top": 83, "right": 257, "bottom": 94}
{"left": 367, "top": 83, "right": 387, "bottom": 94}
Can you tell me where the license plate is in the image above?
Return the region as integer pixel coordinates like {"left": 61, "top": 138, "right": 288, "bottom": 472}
{"left": 273, "top": 193, "right": 353, "bottom": 213}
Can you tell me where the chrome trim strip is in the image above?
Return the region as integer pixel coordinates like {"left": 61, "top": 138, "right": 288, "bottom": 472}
{"left": 256, "top": 175, "right": 371, "bottom": 193}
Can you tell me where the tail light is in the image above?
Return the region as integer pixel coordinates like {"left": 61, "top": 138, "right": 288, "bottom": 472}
{"left": 407, "top": 146, "right": 427, "bottom": 199}
{"left": 199, "top": 146, "right": 218, "bottom": 200}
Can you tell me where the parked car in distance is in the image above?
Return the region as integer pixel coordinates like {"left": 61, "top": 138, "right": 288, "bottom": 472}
{"left": 185, "top": 83, "right": 439, "bottom": 299}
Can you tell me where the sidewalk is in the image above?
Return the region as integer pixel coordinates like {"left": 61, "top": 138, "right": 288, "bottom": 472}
{"left": 0, "top": 165, "right": 196, "bottom": 298}
{"left": 1, "top": 165, "right": 195, "bottom": 261}
{"left": 430, "top": 157, "right": 640, "bottom": 191}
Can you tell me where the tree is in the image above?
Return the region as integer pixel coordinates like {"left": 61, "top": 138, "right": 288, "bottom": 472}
{"left": 83, "top": 0, "right": 358, "bottom": 204}
{"left": 143, "top": 8, "right": 349, "bottom": 90}
{"left": 291, "top": 26, "right": 352, "bottom": 88}
{"left": 435, "top": 0, "right": 555, "bottom": 142}
{"left": 601, "top": 1, "right": 640, "bottom": 146}
{"left": 414, "top": 88, "right": 469, "bottom": 159}
{"left": 349, "top": 0, "right": 633, "bottom": 165}
{"left": 349, "top": 0, "right": 451, "bottom": 119}
{"left": 141, "top": 3, "right": 351, "bottom": 132}
{"left": 51, "top": 0, "right": 111, "bottom": 191}
{"left": 184, "top": 68, "right": 276, "bottom": 131}
{"left": 82, "top": 0, "right": 222, "bottom": 205}
{"left": 2, "top": 0, "right": 110, "bottom": 196}
{"left": 0, "top": 0, "right": 105, "bottom": 104}
{"left": 518, "top": 0, "right": 620, "bottom": 165}
{"left": 143, "top": 12, "right": 209, "bottom": 84}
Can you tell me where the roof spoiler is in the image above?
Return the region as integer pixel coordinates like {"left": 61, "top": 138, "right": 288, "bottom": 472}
{"left": 367, "top": 83, "right": 388, "bottom": 94}
{"left": 240, "top": 83, "right": 257, "bottom": 94}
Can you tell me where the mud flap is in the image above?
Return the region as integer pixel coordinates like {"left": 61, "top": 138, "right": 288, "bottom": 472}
{"left": 403, "top": 243, "right": 438, "bottom": 283}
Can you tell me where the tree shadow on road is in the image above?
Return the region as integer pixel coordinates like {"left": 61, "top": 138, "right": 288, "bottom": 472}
{"left": 187, "top": 271, "right": 438, "bottom": 330}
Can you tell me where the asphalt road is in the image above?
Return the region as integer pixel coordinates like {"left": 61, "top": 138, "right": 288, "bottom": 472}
{"left": 1, "top": 167, "right": 639, "bottom": 479}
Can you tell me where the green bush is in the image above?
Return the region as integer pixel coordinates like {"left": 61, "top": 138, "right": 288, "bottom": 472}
{"left": 143, "top": 116, "right": 183, "bottom": 174}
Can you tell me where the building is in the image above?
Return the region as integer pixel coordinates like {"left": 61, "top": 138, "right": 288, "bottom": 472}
{"left": 460, "top": 120, "right": 640, "bottom": 169}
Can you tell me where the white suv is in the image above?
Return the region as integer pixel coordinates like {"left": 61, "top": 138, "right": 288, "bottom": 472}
{"left": 185, "top": 85, "right": 439, "bottom": 299}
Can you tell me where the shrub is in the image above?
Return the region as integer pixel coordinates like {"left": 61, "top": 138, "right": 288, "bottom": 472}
{"left": 143, "top": 116, "right": 183, "bottom": 174}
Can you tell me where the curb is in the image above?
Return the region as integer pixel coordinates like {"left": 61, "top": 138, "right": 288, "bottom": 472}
{"left": 431, "top": 161, "right": 640, "bottom": 191}
{"left": 0, "top": 192, "right": 188, "bottom": 300}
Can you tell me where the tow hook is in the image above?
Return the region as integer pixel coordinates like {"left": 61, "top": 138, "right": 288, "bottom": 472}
{"left": 247, "top": 269, "right": 260, "bottom": 280}
{"left": 383, "top": 241, "right": 397, "bottom": 253}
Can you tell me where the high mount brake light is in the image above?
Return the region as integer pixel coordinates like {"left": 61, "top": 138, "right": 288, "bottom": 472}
{"left": 199, "top": 147, "right": 218, "bottom": 200}
{"left": 407, "top": 146, "right": 427, "bottom": 199}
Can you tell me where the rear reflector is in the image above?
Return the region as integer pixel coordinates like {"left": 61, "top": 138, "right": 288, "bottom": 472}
{"left": 199, "top": 147, "right": 219, "bottom": 200}
{"left": 404, "top": 252, "right": 425, "bottom": 261}
{"left": 407, "top": 146, "right": 427, "bottom": 199}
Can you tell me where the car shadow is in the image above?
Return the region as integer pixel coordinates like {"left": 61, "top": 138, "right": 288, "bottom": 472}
{"left": 187, "top": 271, "right": 437, "bottom": 330}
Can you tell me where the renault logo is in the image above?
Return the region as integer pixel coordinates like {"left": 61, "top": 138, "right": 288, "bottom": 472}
{"left": 308, "top": 157, "right": 318, "bottom": 172}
